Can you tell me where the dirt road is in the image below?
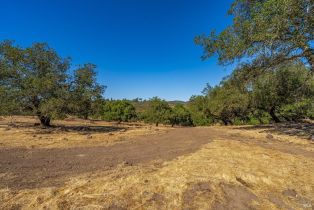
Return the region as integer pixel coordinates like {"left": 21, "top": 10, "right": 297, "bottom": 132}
{"left": 0, "top": 127, "right": 213, "bottom": 189}
{"left": 1, "top": 126, "right": 313, "bottom": 190}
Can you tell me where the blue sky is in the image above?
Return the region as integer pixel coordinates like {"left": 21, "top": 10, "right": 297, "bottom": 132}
{"left": 0, "top": 0, "right": 234, "bottom": 101}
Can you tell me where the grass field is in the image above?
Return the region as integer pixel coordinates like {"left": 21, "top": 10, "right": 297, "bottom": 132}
{"left": 0, "top": 116, "right": 313, "bottom": 209}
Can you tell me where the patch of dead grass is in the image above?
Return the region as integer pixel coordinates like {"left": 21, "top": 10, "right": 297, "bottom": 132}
{"left": 1, "top": 118, "right": 313, "bottom": 209}
{"left": 0, "top": 116, "right": 169, "bottom": 149}
{"left": 1, "top": 138, "right": 313, "bottom": 209}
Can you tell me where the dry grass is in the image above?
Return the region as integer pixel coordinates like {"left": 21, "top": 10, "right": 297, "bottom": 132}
{"left": 0, "top": 117, "right": 314, "bottom": 209}
{"left": 0, "top": 116, "right": 169, "bottom": 149}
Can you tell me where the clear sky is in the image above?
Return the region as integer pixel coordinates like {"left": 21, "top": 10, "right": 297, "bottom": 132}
{"left": 0, "top": 0, "right": 234, "bottom": 101}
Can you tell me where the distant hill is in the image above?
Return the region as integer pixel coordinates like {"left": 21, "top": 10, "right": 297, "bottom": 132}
{"left": 167, "top": 100, "right": 187, "bottom": 106}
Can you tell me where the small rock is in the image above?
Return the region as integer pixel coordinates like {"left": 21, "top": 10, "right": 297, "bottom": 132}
{"left": 86, "top": 135, "right": 92, "bottom": 139}
{"left": 63, "top": 138, "right": 69, "bottom": 141}
{"left": 266, "top": 134, "right": 274, "bottom": 139}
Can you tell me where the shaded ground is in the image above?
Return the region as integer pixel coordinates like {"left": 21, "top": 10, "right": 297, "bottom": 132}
{"left": 237, "top": 122, "right": 314, "bottom": 139}
{"left": 0, "top": 116, "right": 168, "bottom": 149}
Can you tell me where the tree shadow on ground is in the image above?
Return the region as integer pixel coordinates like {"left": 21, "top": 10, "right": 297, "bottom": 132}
{"left": 50, "top": 124, "right": 126, "bottom": 133}
{"left": 0, "top": 121, "right": 126, "bottom": 134}
{"left": 236, "top": 123, "right": 314, "bottom": 139}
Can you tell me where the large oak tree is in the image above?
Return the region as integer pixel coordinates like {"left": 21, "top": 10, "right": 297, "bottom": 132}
{"left": 196, "top": 0, "right": 314, "bottom": 72}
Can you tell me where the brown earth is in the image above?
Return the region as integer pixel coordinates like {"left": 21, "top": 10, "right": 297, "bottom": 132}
{"left": 0, "top": 127, "right": 214, "bottom": 190}
{"left": 0, "top": 117, "right": 314, "bottom": 209}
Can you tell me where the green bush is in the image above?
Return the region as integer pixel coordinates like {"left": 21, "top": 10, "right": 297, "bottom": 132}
{"left": 170, "top": 104, "right": 193, "bottom": 126}
{"left": 102, "top": 100, "right": 137, "bottom": 122}
{"left": 141, "top": 97, "right": 172, "bottom": 126}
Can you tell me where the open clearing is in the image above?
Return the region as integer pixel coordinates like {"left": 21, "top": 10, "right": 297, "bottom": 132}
{"left": 0, "top": 117, "right": 314, "bottom": 209}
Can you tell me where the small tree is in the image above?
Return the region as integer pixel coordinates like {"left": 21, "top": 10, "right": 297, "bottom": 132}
{"left": 70, "top": 64, "right": 105, "bottom": 119}
{"left": 102, "top": 100, "right": 137, "bottom": 122}
{"left": 170, "top": 104, "right": 193, "bottom": 126}
{"left": 187, "top": 95, "right": 213, "bottom": 126}
{"left": 207, "top": 84, "right": 250, "bottom": 125}
{"left": 142, "top": 97, "right": 172, "bottom": 126}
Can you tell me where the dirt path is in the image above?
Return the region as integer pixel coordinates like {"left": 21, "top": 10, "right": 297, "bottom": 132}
{"left": 0, "top": 127, "right": 313, "bottom": 190}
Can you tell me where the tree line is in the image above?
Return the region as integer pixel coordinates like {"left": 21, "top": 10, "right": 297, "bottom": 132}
{"left": 1, "top": 0, "right": 313, "bottom": 126}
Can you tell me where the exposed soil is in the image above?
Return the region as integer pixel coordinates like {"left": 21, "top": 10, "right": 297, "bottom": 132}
{"left": 1, "top": 126, "right": 313, "bottom": 191}
{"left": 0, "top": 127, "right": 214, "bottom": 189}
{"left": 1, "top": 118, "right": 314, "bottom": 209}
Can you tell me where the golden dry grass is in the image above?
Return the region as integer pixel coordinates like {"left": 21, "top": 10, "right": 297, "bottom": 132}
{"left": 0, "top": 116, "right": 169, "bottom": 149}
{"left": 0, "top": 116, "right": 314, "bottom": 209}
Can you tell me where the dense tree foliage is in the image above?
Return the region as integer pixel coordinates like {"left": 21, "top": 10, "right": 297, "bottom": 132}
{"left": 196, "top": 0, "right": 314, "bottom": 72}
{"left": 141, "top": 97, "right": 172, "bottom": 126}
{"left": 169, "top": 104, "right": 193, "bottom": 126}
{"left": 69, "top": 64, "right": 105, "bottom": 119}
{"left": 207, "top": 83, "right": 250, "bottom": 125}
{"left": 187, "top": 95, "right": 212, "bottom": 126}
{"left": 189, "top": 62, "right": 314, "bottom": 125}
{"left": 102, "top": 100, "right": 137, "bottom": 122}
{"left": 0, "top": 41, "right": 70, "bottom": 126}
{"left": 251, "top": 63, "right": 314, "bottom": 122}
{"left": 0, "top": 41, "right": 104, "bottom": 126}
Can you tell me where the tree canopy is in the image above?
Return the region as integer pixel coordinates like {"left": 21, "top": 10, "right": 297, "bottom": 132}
{"left": 0, "top": 41, "right": 104, "bottom": 126}
{"left": 102, "top": 100, "right": 137, "bottom": 122}
{"left": 69, "top": 64, "right": 105, "bottom": 119}
{"left": 195, "top": 0, "right": 314, "bottom": 72}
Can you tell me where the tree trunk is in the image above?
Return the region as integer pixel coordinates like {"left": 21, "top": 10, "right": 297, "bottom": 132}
{"left": 269, "top": 107, "right": 280, "bottom": 123}
{"left": 303, "top": 47, "right": 314, "bottom": 73}
{"left": 222, "top": 119, "right": 228, "bottom": 125}
{"left": 155, "top": 122, "right": 159, "bottom": 127}
{"left": 39, "top": 115, "right": 51, "bottom": 127}
{"left": 282, "top": 116, "right": 291, "bottom": 122}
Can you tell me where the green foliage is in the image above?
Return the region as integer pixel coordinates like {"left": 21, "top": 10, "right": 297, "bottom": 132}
{"left": 0, "top": 41, "right": 70, "bottom": 126}
{"left": 196, "top": 0, "right": 314, "bottom": 72}
{"left": 187, "top": 95, "right": 213, "bottom": 126}
{"left": 207, "top": 83, "right": 250, "bottom": 125}
{"left": 278, "top": 99, "right": 314, "bottom": 121}
{"left": 102, "top": 100, "right": 137, "bottom": 122}
{"left": 188, "top": 63, "right": 313, "bottom": 125}
{"left": 252, "top": 63, "right": 314, "bottom": 122}
{"left": 170, "top": 104, "right": 193, "bottom": 126}
{"left": 0, "top": 41, "right": 105, "bottom": 126}
{"left": 141, "top": 97, "right": 172, "bottom": 126}
{"left": 69, "top": 64, "right": 105, "bottom": 119}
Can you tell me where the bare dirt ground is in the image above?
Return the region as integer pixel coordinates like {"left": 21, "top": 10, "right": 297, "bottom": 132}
{"left": 0, "top": 116, "right": 314, "bottom": 210}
